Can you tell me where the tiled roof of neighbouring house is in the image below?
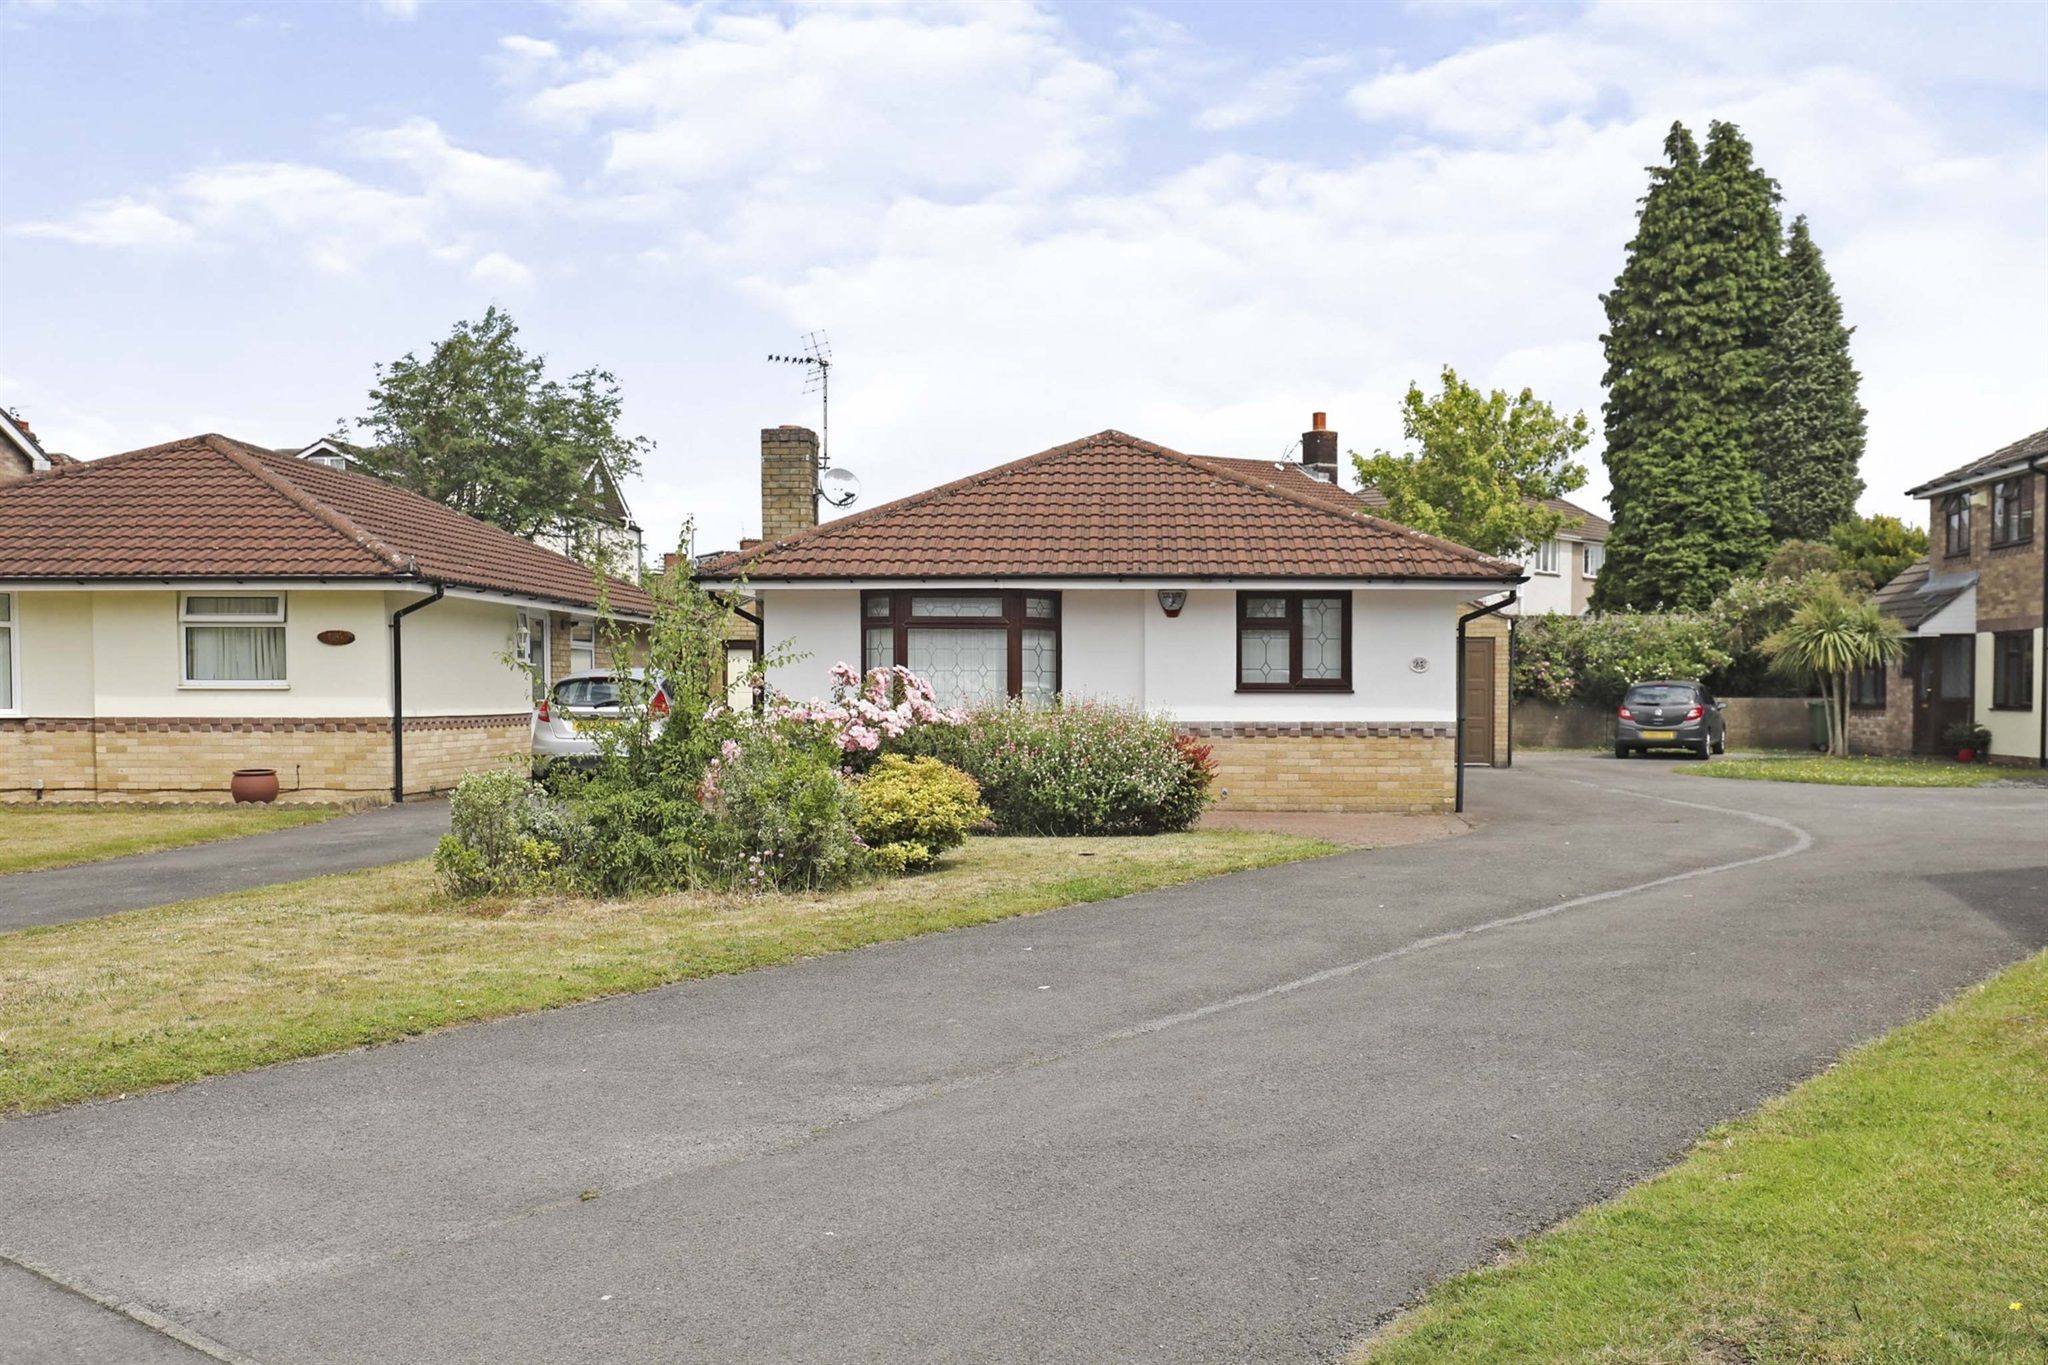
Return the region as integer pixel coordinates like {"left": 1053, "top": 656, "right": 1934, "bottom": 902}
{"left": 1354, "top": 485, "right": 1611, "bottom": 541}
{"left": 1905, "top": 426, "right": 2048, "bottom": 496}
{"left": 698, "top": 430, "right": 1523, "bottom": 583}
{"left": 0, "top": 432, "right": 653, "bottom": 614}
{"left": 1871, "top": 556, "right": 1976, "bottom": 630}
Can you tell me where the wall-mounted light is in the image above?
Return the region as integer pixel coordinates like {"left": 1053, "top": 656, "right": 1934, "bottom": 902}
{"left": 1157, "top": 589, "right": 1186, "bottom": 617}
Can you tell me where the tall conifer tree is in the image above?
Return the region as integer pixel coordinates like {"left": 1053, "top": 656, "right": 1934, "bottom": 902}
{"left": 1755, "top": 215, "right": 1866, "bottom": 539}
{"left": 1593, "top": 121, "right": 1780, "bottom": 611}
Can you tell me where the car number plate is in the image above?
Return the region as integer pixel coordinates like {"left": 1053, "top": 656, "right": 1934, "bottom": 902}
{"left": 1639, "top": 729, "right": 1676, "bottom": 740}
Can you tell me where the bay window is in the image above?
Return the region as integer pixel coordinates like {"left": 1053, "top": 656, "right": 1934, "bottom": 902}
{"left": 1236, "top": 592, "right": 1351, "bottom": 692}
{"left": 181, "top": 593, "right": 286, "bottom": 687}
{"left": 860, "top": 591, "right": 1060, "bottom": 707}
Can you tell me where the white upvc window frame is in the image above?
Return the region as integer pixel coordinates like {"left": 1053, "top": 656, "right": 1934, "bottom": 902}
{"left": 1527, "top": 539, "right": 1562, "bottom": 576}
{"left": 1582, "top": 542, "right": 1605, "bottom": 578}
{"left": 0, "top": 591, "right": 19, "bottom": 717}
{"left": 179, "top": 592, "right": 289, "bottom": 690}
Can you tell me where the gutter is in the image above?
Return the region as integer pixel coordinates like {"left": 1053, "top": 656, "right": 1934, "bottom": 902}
{"left": 1455, "top": 590, "right": 1519, "bottom": 814}
{"left": 389, "top": 581, "right": 447, "bottom": 802}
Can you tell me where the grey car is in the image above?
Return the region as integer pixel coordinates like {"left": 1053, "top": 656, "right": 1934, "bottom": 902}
{"left": 1614, "top": 680, "right": 1726, "bottom": 759}
{"left": 531, "top": 668, "right": 668, "bottom": 772}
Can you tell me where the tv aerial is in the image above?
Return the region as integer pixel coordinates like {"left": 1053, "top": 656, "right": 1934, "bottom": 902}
{"left": 768, "top": 331, "right": 859, "bottom": 510}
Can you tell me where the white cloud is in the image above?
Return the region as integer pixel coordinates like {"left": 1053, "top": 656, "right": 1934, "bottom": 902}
{"left": 371, "top": 0, "right": 421, "bottom": 19}
{"left": 15, "top": 196, "right": 193, "bottom": 248}
{"left": 346, "top": 117, "right": 559, "bottom": 210}
{"left": 1196, "top": 54, "right": 1353, "bottom": 132}
{"left": 470, "top": 250, "right": 534, "bottom": 289}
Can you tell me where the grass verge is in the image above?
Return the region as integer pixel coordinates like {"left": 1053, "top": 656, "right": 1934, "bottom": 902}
{"left": 1681, "top": 755, "right": 2036, "bottom": 788}
{"left": 1356, "top": 949, "right": 2048, "bottom": 1364}
{"left": 0, "top": 803, "right": 338, "bottom": 875}
{"left": 0, "top": 830, "right": 1332, "bottom": 1116}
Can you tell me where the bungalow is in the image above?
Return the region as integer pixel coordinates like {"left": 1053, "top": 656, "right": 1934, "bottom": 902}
{"left": 0, "top": 432, "right": 653, "bottom": 803}
{"left": 700, "top": 419, "right": 1524, "bottom": 813}
{"left": 1849, "top": 426, "right": 2045, "bottom": 765}
{"left": 2, "top": 408, "right": 74, "bottom": 481}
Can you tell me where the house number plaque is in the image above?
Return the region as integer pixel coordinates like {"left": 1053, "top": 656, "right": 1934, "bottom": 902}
{"left": 317, "top": 630, "right": 356, "bottom": 646}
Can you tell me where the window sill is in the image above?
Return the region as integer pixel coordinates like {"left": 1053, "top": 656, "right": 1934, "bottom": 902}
{"left": 1234, "top": 686, "right": 1355, "bottom": 695}
{"left": 1987, "top": 539, "right": 2035, "bottom": 552}
{"left": 179, "top": 682, "right": 290, "bottom": 691}
{"left": 1989, "top": 704, "right": 2033, "bottom": 713}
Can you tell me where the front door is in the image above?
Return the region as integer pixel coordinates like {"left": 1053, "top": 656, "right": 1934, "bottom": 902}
{"left": 1462, "top": 636, "right": 1496, "bottom": 766}
{"left": 1909, "top": 634, "right": 1974, "bottom": 754}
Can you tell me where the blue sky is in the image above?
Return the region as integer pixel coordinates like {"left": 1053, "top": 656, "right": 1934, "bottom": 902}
{"left": 3, "top": 0, "right": 2044, "bottom": 554}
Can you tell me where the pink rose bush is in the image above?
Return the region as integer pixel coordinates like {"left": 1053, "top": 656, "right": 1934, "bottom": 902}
{"left": 771, "top": 664, "right": 966, "bottom": 759}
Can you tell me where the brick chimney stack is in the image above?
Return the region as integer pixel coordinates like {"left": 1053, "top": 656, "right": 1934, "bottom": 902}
{"left": 761, "top": 425, "right": 820, "bottom": 542}
{"left": 1301, "top": 411, "right": 1338, "bottom": 484}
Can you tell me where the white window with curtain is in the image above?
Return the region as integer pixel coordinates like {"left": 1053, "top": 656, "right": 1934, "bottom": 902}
{"left": 1526, "top": 540, "right": 1561, "bottom": 575}
{"left": 181, "top": 593, "right": 287, "bottom": 687}
{"left": 568, "top": 620, "right": 597, "bottom": 673}
{"left": 0, "top": 593, "right": 17, "bottom": 715}
{"left": 1582, "top": 542, "right": 1605, "bottom": 577}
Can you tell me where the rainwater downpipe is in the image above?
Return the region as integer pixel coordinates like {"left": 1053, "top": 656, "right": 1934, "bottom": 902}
{"left": 2036, "top": 453, "right": 2047, "bottom": 769}
{"left": 1456, "top": 590, "right": 1519, "bottom": 814}
{"left": 389, "top": 581, "right": 446, "bottom": 803}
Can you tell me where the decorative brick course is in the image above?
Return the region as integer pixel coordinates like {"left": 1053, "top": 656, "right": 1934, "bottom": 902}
{"left": 0, "top": 714, "right": 526, "bottom": 804}
{"left": 1186, "top": 726, "right": 1455, "bottom": 813}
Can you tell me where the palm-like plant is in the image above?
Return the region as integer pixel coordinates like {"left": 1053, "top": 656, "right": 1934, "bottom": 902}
{"left": 1762, "top": 585, "right": 1904, "bottom": 756}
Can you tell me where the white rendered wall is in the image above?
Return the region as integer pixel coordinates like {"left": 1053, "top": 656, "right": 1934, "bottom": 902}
{"left": 1978, "top": 627, "right": 2043, "bottom": 760}
{"left": 757, "top": 584, "right": 1465, "bottom": 724}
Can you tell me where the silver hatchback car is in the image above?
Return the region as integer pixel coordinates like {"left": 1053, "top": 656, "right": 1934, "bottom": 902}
{"left": 531, "top": 668, "right": 669, "bottom": 773}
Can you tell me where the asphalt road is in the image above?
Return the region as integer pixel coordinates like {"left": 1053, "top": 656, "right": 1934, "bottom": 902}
{"left": 3, "top": 755, "right": 2044, "bottom": 1364}
{"left": 0, "top": 799, "right": 450, "bottom": 932}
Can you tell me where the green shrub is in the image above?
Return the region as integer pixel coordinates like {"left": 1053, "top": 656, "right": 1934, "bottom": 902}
{"left": 853, "top": 756, "right": 987, "bottom": 871}
{"left": 903, "top": 701, "right": 1214, "bottom": 836}
{"left": 697, "top": 730, "right": 865, "bottom": 892}
{"left": 1513, "top": 613, "right": 1734, "bottom": 708}
{"left": 434, "top": 767, "right": 586, "bottom": 898}
{"left": 565, "top": 784, "right": 708, "bottom": 897}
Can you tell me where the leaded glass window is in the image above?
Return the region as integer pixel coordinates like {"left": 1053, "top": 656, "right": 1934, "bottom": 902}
{"left": 910, "top": 595, "right": 1002, "bottom": 618}
{"left": 860, "top": 590, "right": 1061, "bottom": 705}
{"left": 1235, "top": 592, "right": 1350, "bottom": 692}
{"left": 1301, "top": 598, "right": 1345, "bottom": 680}
{"left": 1021, "top": 628, "right": 1058, "bottom": 706}
{"left": 908, "top": 627, "right": 1008, "bottom": 705}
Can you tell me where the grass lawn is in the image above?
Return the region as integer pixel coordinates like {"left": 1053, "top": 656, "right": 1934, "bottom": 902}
{"left": 1357, "top": 949, "right": 2048, "bottom": 1364}
{"left": 1682, "top": 755, "right": 2036, "bottom": 788}
{"left": 0, "top": 803, "right": 338, "bottom": 875}
{"left": 0, "top": 830, "right": 1331, "bottom": 1116}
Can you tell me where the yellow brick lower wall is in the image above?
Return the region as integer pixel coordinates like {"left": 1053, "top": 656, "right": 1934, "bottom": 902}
{"left": 0, "top": 715, "right": 527, "bottom": 804}
{"left": 1185, "top": 723, "right": 1456, "bottom": 813}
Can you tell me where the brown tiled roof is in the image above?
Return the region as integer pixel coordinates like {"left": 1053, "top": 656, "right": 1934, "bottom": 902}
{"left": 0, "top": 433, "right": 652, "bottom": 613}
{"left": 1905, "top": 426, "right": 2048, "bottom": 496}
{"left": 1355, "top": 485, "right": 1610, "bottom": 541}
{"left": 699, "top": 430, "right": 1520, "bottom": 582}
{"left": 1871, "top": 555, "right": 1976, "bottom": 630}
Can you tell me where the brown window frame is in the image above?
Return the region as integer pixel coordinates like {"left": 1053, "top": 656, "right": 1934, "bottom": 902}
{"left": 1942, "top": 492, "right": 1971, "bottom": 558}
{"left": 1234, "top": 591, "right": 1354, "bottom": 694}
{"left": 1989, "top": 476, "right": 2035, "bottom": 548}
{"left": 859, "top": 589, "right": 1062, "bottom": 703}
{"left": 1991, "top": 630, "right": 2034, "bottom": 711}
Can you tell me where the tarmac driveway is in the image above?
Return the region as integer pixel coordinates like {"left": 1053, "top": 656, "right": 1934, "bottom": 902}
{"left": 2, "top": 756, "right": 2044, "bottom": 1364}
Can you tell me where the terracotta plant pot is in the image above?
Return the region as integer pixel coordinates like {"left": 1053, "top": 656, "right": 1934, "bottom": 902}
{"left": 231, "top": 768, "right": 281, "bottom": 803}
{"left": 1955, "top": 748, "right": 1976, "bottom": 765}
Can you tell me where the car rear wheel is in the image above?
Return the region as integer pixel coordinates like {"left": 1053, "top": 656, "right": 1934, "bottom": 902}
{"left": 1695, "top": 738, "right": 1712, "bottom": 760}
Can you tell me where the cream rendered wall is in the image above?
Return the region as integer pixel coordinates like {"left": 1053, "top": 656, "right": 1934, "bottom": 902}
{"left": 1978, "top": 627, "right": 2043, "bottom": 761}
{"left": 1142, "top": 588, "right": 1461, "bottom": 724}
{"left": 1510, "top": 551, "right": 1574, "bottom": 616}
{"left": 760, "top": 589, "right": 864, "bottom": 703}
{"left": 758, "top": 584, "right": 1465, "bottom": 724}
{"left": 385, "top": 593, "right": 531, "bottom": 717}
{"left": 89, "top": 589, "right": 390, "bottom": 718}
{"left": 14, "top": 591, "right": 96, "bottom": 717}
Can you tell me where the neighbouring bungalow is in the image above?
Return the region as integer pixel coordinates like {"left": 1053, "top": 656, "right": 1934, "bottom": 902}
{"left": 700, "top": 418, "right": 1525, "bottom": 813}
{"left": 0, "top": 433, "right": 653, "bottom": 803}
{"left": 1851, "top": 425, "right": 2046, "bottom": 766}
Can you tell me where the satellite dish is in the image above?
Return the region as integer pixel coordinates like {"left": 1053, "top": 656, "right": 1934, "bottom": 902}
{"left": 820, "top": 466, "right": 861, "bottom": 509}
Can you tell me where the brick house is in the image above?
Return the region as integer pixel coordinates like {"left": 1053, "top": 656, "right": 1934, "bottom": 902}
{"left": 1, "top": 409, "right": 74, "bottom": 482}
{"left": 0, "top": 433, "right": 653, "bottom": 803}
{"left": 1848, "top": 426, "right": 2045, "bottom": 765}
{"left": 700, "top": 420, "right": 1525, "bottom": 813}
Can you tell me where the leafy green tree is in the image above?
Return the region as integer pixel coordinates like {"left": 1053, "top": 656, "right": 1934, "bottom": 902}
{"left": 347, "top": 307, "right": 649, "bottom": 549}
{"left": 1755, "top": 216, "right": 1866, "bottom": 539}
{"left": 1829, "top": 513, "right": 1928, "bottom": 589}
{"left": 1351, "top": 366, "right": 1590, "bottom": 558}
{"left": 1594, "top": 121, "right": 1780, "bottom": 611}
{"left": 1762, "top": 584, "right": 1903, "bottom": 756}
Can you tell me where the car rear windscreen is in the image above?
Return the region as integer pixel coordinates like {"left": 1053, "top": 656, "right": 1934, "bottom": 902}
{"left": 1624, "top": 684, "right": 1697, "bottom": 707}
{"left": 554, "top": 677, "right": 621, "bottom": 708}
